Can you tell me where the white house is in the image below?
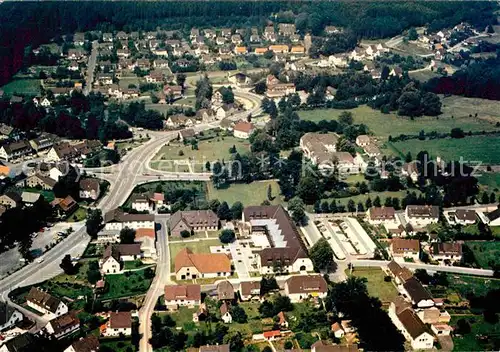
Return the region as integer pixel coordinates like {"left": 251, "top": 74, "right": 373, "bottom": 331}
{"left": 44, "top": 311, "right": 80, "bottom": 339}
{"left": 405, "top": 205, "right": 439, "bottom": 228}
{"left": 366, "top": 207, "right": 397, "bottom": 225}
{"left": 130, "top": 193, "right": 153, "bottom": 212}
{"left": 100, "top": 243, "right": 142, "bottom": 274}
{"left": 104, "top": 209, "right": 155, "bottom": 231}
{"left": 284, "top": 275, "right": 328, "bottom": 303}
{"left": 164, "top": 284, "right": 201, "bottom": 310}
{"left": 79, "top": 178, "right": 101, "bottom": 200}
{"left": 0, "top": 302, "right": 23, "bottom": 331}
{"left": 401, "top": 277, "right": 435, "bottom": 308}
{"left": 220, "top": 302, "right": 232, "bottom": 323}
{"left": 430, "top": 242, "right": 462, "bottom": 262}
{"left": 101, "top": 311, "right": 132, "bottom": 337}
{"left": 451, "top": 209, "right": 476, "bottom": 225}
{"left": 63, "top": 335, "right": 100, "bottom": 352}
{"left": 388, "top": 298, "right": 434, "bottom": 350}
{"left": 390, "top": 238, "right": 420, "bottom": 260}
{"left": 26, "top": 287, "right": 68, "bottom": 320}
{"left": 233, "top": 121, "right": 255, "bottom": 139}
{"left": 239, "top": 281, "right": 261, "bottom": 301}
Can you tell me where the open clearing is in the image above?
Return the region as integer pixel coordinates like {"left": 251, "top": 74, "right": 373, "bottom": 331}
{"left": 207, "top": 180, "right": 283, "bottom": 206}
{"left": 390, "top": 135, "right": 500, "bottom": 164}
{"left": 1, "top": 79, "right": 41, "bottom": 95}
{"left": 347, "top": 267, "right": 399, "bottom": 303}
{"left": 150, "top": 135, "right": 251, "bottom": 172}
{"left": 298, "top": 103, "right": 497, "bottom": 139}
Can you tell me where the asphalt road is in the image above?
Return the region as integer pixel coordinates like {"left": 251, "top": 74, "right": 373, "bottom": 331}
{"left": 83, "top": 41, "right": 98, "bottom": 96}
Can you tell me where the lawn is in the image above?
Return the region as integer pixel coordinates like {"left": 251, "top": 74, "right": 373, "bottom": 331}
{"left": 207, "top": 180, "right": 284, "bottom": 207}
{"left": 298, "top": 104, "right": 498, "bottom": 139}
{"left": 124, "top": 181, "right": 207, "bottom": 208}
{"left": 464, "top": 242, "right": 500, "bottom": 270}
{"left": 346, "top": 267, "right": 399, "bottom": 303}
{"left": 100, "top": 339, "right": 136, "bottom": 352}
{"left": 99, "top": 267, "right": 154, "bottom": 300}
{"left": 390, "top": 135, "right": 500, "bottom": 164}
{"left": 82, "top": 243, "right": 104, "bottom": 258}
{"left": 22, "top": 188, "right": 55, "bottom": 202}
{"left": 314, "top": 190, "right": 414, "bottom": 210}
{"left": 1, "top": 79, "right": 42, "bottom": 96}
{"left": 450, "top": 314, "right": 500, "bottom": 352}
{"left": 68, "top": 207, "right": 87, "bottom": 222}
{"left": 118, "top": 77, "right": 141, "bottom": 90}
{"left": 150, "top": 135, "right": 251, "bottom": 173}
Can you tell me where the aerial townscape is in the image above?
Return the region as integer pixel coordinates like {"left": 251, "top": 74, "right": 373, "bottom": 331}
{"left": 1, "top": 1, "right": 500, "bottom": 351}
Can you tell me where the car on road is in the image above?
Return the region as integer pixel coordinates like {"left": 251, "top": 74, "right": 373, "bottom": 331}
{"left": 36, "top": 258, "right": 44, "bottom": 264}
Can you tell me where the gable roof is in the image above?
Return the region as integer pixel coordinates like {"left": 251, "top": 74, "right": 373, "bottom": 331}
{"left": 454, "top": 209, "right": 476, "bottom": 222}
{"left": 391, "top": 238, "right": 420, "bottom": 253}
{"left": 26, "top": 287, "right": 63, "bottom": 314}
{"left": 406, "top": 205, "right": 439, "bottom": 219}
{"left": 104, "top": 208, "right": 154, "bottom": 223}
{"left": 174, "top": 248, "right": 231, "bottom": 274}
{"left": 432, "top": 242, "right": 462, "bottom": 256}
{"left": 70, "top": 335, "right": 100, "bottom": 352}
{"left": 164, "top": 284, "right": 201, "bottom": 301}
{"left": 199, "top": 345, "right": 230, "bottom": 352}
{"left": 0, "top": 302, "right": 19, "bottom": 325}
{"left": 403, "top": 277, "right": 433, "bottom": 304}
{"left": 387, "top": 260, "right": 413, "bottom": 283}
{"left": 487, "top": 207, "right": 500, "bottom": 222}
{"left": 109, "top": 311, "right": 131, "bottom": 329}
{"left": 240, "top": 281, "right": 261, "bottom": 297}
{"left": 397, "top": 308, "right": 431, "bottom": 339}
{"left": 368, "top": 206, "right": 396, "bottom": 220}
{"left": 233, "top": 121, "right": 254, "bottom": 133}
{"left": 48, "top": 310, "right": 79, "bottom": 335}
{"left": 217, "top": 280, "right": 235, "bottom": 300}
{"left": 285, "top": 275, "right": 327, "bottom": 294}
{"left": 170, "top": 210, "right": 219, "bottom": 230}
{"left": 79, "top": 178, "right": 100, "bottom": 193}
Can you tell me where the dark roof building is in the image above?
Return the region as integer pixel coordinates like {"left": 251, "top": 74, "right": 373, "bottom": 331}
{"left": 402, "top": 277, "right": 434, "bottom": 308}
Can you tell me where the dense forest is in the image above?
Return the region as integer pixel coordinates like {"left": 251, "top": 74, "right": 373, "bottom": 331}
{"left": 0, "top": 1, "right": 497, "bottom": 85}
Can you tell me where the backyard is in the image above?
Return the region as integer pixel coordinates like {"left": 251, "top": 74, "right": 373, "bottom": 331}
{"left": 464, "top": 241, "right": 500, "bottom": 270}
{"left": 207, "top": 180, "right": 284, "bottom": 206}
{"left": 99, "top": 267, "right": 154, "bottom": 300}
{"left": 150, "top": 135, "right": 251, "bottom": 173}
{"left": 346, "top": 267, "right": 399, "bottom": 304}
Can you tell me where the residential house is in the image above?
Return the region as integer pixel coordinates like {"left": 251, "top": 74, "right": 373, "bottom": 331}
{"left": 0, "top": 192, "right": 22, "bottom": 208}
{"left": 196, "top": 108, "right": 216, "bottom": 123}
{"left": 164, "top": 284, "right": 201, "bottom": 310}
{"left": 79, "top": 178, "right": 101, "bottom": 200}
{"left": 45, "top": 311, "right": 80, "bottom": 339}
{"left": 233, "top": 121, "right": 255, "bottom": 139}
{"left": 243, "top": 205, "right": 313, "bottom": 274}
{"left": 135, "top": 228, "right": 157, "bottom": 259}
{"left": 0, "top": 302, "right": 23, "bottom": 331}
{"left": 234, "top": 46, "right": 248, "bottom": 55}
{"left": 174, "top": 248, "right": 231, "bottom": 280}
{"left": 21, "top": 192, "right": 41, "bottom": 206}
{"left": 239, "top": 281, "right": 261, "bottom": 301}
{"left": 366, "top": 207, "right": 397, "bottom": 225}
{"left": 349, "top": 48, "right": 365, "bottom": 61}
{"left": 199, "top": 344, "right": 230, "bottom": 352}
{"left": 0, "top": 140, "right": 32, "bottom": 161}
{"left": 263, "top": 26, "right": 276, "bottom": 41}
{"left": 386, "top": 260, "right": 413, "bottom": 285}
{"left": 104, "top": 208, "right": 155, "bottom": 231}
{"left": 220, "top": 302, "right": 232, "bottom": 323}
{"left": 388, "top": 297, "right": 434, "bottom": 350}
{"left": 26, "top": 287, "right": 68, "bottom": 319}
{"left": 52, "top": 196, "right": 79, "bottom": 216}
{"left": 64, "top": 335, "right": 100, "bottom": 352}
{"left": 401, "top": 161, "right": 419, "bottom": 182}
{"left": 254, "top": 47, "right": 267, "bottom": 55}
{"left": 328, "top": 54, "right": 348, "bottom": 68}
{"left": 390, "top": 238, "right": 420, "bottom": 260}
{"left": 277, "top": 311, "right": 289, "bottom": 329}
{"left": 405, "top": 205, "right": 439, "bottom": 227}
{"left": 178, "top": 129, "right": 196, "bottom": 142}
{"left": 331, "top": 322, "right": 345, "bottom": 338}
{"left": 216, "top": 104, "right": 238, "bottom": 119}
{"left": 265, "top": 75, "right": 296, "bottom": 99}
{"left": 311, "top": 341, "right": 360, "bottom": 352}
{"left": 278, "top": 23, "right": 296, "bottom": 36}
{"left": 169, "top": 210, "right": 219, "bottom": 236}
{"left": 164, "top": 114, "right": 194, "bottom": 129}
{"left": 250, "top": 34, "right": 260, "bottom": 43}
{"left": 417, "top": 306, "right": 451, "bottom": 325}
{"left": 0, "top": 333, "right": 39, "bottom": 352}
{"left": 163, "top": 85, "right": 183, "bottom": 100}
{"left": 355, "top": 135, "right": 371, "bottom": 147}
{"left": 217, "top": 280, "right": 235, "bottom": 301}
{"left": 451, "top": 209, "right": 476, "bottom": 225}
{"left": 146, "top": 70, "right": 164, "bottom": 84}
{"left": 100, "top": 243, "right": 142, "bottom": 274}
{"left": 402, "top": 277, "right": 434, "bottom": 308}
{"left": 29, "top": 135, "right": 54, "bottom": 153}
{"left": 325, "top": 26, "right": 343, "bottom": 34}
{"left": 153, "top": 59, "right": 169, "bottom": 69}
{"left": 130, "top": 193, "right": 153, "bottom": 212}
{"left": 231, "top": 34, "right": 242, "bottom": 45}
{"left": 486, "top": 208, "right": 500, "bottom": 226}
{"left": 101, "top": 311, "right": 132, "bottom": 337}
{"left": 268, "top": 45, "right": 289, "bottom": 54}
{"left": 390, "top": 67, "right": 403, "bottom": 77}
{"left": 23, "top": 173, "right": 56, "bottom": 190}
{"left": 67, "top": 49, "right": 85, "bottom": 60}
{"left": 430, "top": 242, "right": 462, "bottom": 262}
{"left": 284, "top": 275, "right": 328, "bottom": 303}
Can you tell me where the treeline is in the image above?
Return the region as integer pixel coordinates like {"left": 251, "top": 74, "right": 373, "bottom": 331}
{"left": 389, "top": 128, "right": 500, "bottom": 143}
{"left": 425, "top": 56, "right": 500, "bottom": 101}
{"left": 0, "top": 91, "right": 132, "bottom": 141}
{"left": 0, "top": 1, "right": 497, "bottom": 84}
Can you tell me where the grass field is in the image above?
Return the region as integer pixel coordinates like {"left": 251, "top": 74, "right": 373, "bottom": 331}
{"left": 100, "top": 339, "right": 136, "bottom": 352}
{"left": 408, "top": 69, "right": 441, "bottom": 82}
{"left": 298, "top": 103, "right": 498, "bottom": 139}
{"left": 100, "top": 267, "right": 153, "bottom": 300}
{"left": 68, "top": 207, "right": 87, "bottom": 222}
{"left": 150, "top": 136, "right": 251, "bottom": 173}
{"left": 465, "top": 242, "right": 500, "bottom": 270}
{"left": 390, "top": 135, "right": 500, "bottom": 164}
{"left": 440, "top": 95, "right": 500, "bottom": 125}
{"left": 118, "top": 77, "right": 141, "bottom": 90}
{"left": 1, "top": 79, "right": 41, "bottom": 95}
{"left": 125, "top": 181, "right": 206, "bottom": 207}
{"left": 207, "top": 180, "right": 283, "bottom": 206}
{"left": 315, "top": 190, "right": 413, "bottom": 210}
{"left": 347, "top": 267, "right": 399, "bottom": 303}
{"left": 478, "top": 173, "right": 500, "bottom": 191}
